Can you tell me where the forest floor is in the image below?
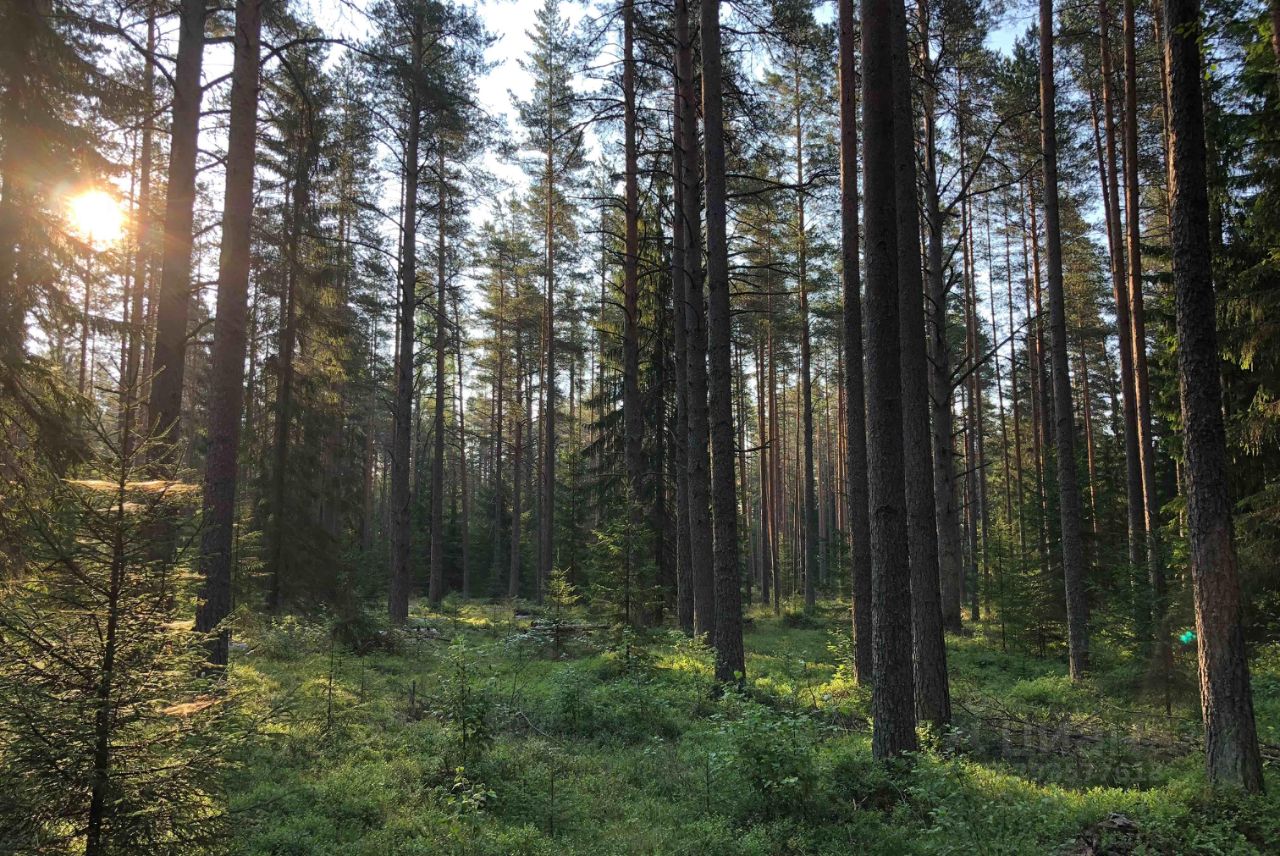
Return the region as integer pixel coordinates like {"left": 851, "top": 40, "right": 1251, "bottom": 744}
{"left": 226, "top": 601, "right": 1280, "bottom": 855}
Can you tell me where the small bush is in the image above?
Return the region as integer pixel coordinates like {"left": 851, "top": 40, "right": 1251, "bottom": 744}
{"left": 710, "top": 691, "right": 821, "bottom": 821}
{"left": 256, "top": 614, "right": 328, "bottom": 660}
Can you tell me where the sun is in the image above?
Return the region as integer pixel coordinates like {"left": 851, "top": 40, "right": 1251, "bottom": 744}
{"left": 68, "top": 188, "right": 125, "bottom": 248}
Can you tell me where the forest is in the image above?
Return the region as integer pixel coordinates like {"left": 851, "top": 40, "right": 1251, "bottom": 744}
{"left": 2, "top": 0, "right": 1280, "bottom": 851}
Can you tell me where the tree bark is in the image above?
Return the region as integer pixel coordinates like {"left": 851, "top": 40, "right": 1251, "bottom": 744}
{"left": 430, "top": 143, "right": 448, "bottom": 607}
{"left": 684, "top": 0, "right": 715, "bottom": 639}
{"left": 701, "top": 0, "right": 745, "bottom": 684}
{"left": 864, "top": 0, "right": 917, "bottom": 758}
{"left": 1038, "top": 0, "right": 1090, "bottom": 679}
{"left": 121, "top": 16, "right": 157, "bottom": 461}
{"left": 389, "top": 25, "right": 423, "bottom": 624}
{"left": 672, "top": 0, "right": 695, "bottom": 634}
{"left": 838, "top": 0, "right": 874, "bottom": 680}
{"left": 890, "top": 0, "right": 949, "bottom": 727}
{"left": 622, "top": 0, "right": 644, "bottom": 623}
{"left": 1123, "top": 0, "right": 1168, "bottom": 660}
{"left": 1098, "top": 0, "right": 1146, "bottom": 582}
{"left": 267, "top": 110, "right": 313, "bottom": 611}
{"left": 510, "top": 341, "right": 525, "bottom": 600}
{"left": 196, "top": 0, "right": 263, "bottom": 667}
{"left": 919, "top": 0, "right": 964, "bottom": 633}
{"left": 147, "top": 0, "right": 207, "bottom": 468}
{"left": 1164, "top": 0, "right": 1265, "bottom": 791}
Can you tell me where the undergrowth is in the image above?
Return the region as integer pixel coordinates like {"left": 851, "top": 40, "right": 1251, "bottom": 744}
{"left": 224, "top": 603, "right": 1279, "bottom": 855}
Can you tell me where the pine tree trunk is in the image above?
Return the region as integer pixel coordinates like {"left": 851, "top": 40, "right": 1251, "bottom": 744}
{"left": 864, "top": 0, "right": 917, "bottom": 758}
{"left": 196, "top": 0, "right": 262, "bottom": 667}
{"left": 1164, "top": 0, "right": 1265, "bottom": 791}
{"left": 838, "top": 0, "right": 874, "bottom": 679}
{"left": 683, "top": 0, "right": 715, "bottom": 638}
{"left": 510, "top": 342, "right": 525, "bottom": 600}
{"left": 1123, "top": 0, "right": 1169, "bottom": 661}
{"left": 389, "top": 30, "right": 423, "bottom": 624}
{"left": 121, "top": 17, "right": 156, "bottom": 460}
{"left": 672, "top": 0, "right": 695, "bottom": 633}
{"left": 540, "top": 142, "right": 557, "bottom": 597}
{"left": 268, "top": 123, "right": 312, "bottom": 611}
{"left": 622, "top": 0, "right": 645, "bottom": 621}
{"left": 1098, "top": 0, "right": 1147, "bottom": 582}
{"left": 756, "top": 339, "right": 773, "bottom": 606}
{"left": 701, "top": 0, "right": 744, "bottom": 683}
{"left": 920, "top": 1, "right": 965, "bottom": 632}
{"left": 147, "top": 0, "right": 207, "bottom": 468}
{"left": 794, "top": 61, "right": 818, "bottom": 613}
{"left": 454, "top": 294, "right": 471, "bottom": 599}
{"left": 430, "top": 145, "right": 447, "bottom": 607}
{"left": 492, "top": 266, "right": 506, "bottom": 591}
{"left": 890, "top": 0, "right": 948, "bottom": 726}
{"left": 1038, "top": 0, "right": 1090, "bottom": 679}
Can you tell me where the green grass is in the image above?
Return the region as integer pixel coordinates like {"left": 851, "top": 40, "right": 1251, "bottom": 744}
{"left": 225, "top": 602, "right": 1279, "bottom": 855}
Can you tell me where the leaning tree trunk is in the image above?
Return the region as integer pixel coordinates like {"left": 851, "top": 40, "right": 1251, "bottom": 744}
{"left": 1098, "top": 0, "right": 1147, "bottom": 596}
{"left": 196, "top": 0, "right": 263, "bottom": 668}
{"left": 1164, "top": 0, "right": 1265, "bottom": 792}
{"left": 701, "top": 0, "right": 745, "bottom": 684}
{"left": 863, "top": 0, "right": 917, "bottom": 759}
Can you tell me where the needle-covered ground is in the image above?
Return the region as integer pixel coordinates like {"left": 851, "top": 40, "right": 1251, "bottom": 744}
{"left": 226, "top": 601, "right": 1280, "bottom": 855}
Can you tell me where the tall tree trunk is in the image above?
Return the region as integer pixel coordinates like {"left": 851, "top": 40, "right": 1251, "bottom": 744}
{"left": 1164, "top": 0, "right": 1265, "bottom": 791}
{"left": 683, "top": 0, "right": 715, "bottom": 639}
{"left": 539, "top": 142, "right": 557, "bottom": 596}
{"left": 430, "top": 145, "right": 447, "bottom": 607}
{"left": 1123, "top": 0, "right": 1168, "bottom": 659}
{"left": 756, "top": 339, "right": 773, "bottom": 606}
{"left": 701, "top": 0, "right": 745, "bottom": 683}
{"left": 268, "top": 123, "right": 313, "bottom": 611}
{"left": 147, "top": 0, "right": 207, "bottom": 467}
{"left": 672, "top": 0, "right": 695, "bottom": 633}
{"left": 389, "top": 30, "right": 423, "bottom": 624}
{"left": 1038, "top": 0, "right": 1090, "bottom": 679}
{"left": 509, "top": 340, "right": 525, "bottom": 599}
{"left": 622, "top": 0, "right": 644, "bottom": 624}
{"left": 769, "top": 327, "right": 782, "bottom": 613}
{"left": 122, "top": 16, "right": 157, "bottom": 460}
{"left": 491, "top": 265, "right": 506, "bottom": 591}
{"left": 196, "top": 0, "right": 262, "bottom": 666}
{"left": 890, "top": 0, "right": 948, "bottom": 727}
{"left": 864, "top": 0, "right": 917, "bottom": 758}
{"left": 454, "top": 293, "right": 471, "bottom": 598}
{"left": 1024, "top": 182, "right": 1053, "bottom": 600}
{"left": 838, "top": 0, "right": 874, "bottom": 680}
{"left": 920, "top": 1, "right": 965, "bottom": 632}
{"left": 1098, "top": 0, "right": 1146, "bottom": 580}
{"left": 960, "top": 167, "right": 981, "bottom": 621}
{"left": 794, "top": 60, "right": 818, "bottom": 613}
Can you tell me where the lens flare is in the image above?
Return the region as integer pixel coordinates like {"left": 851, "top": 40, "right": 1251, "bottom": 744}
{"left": 68, "top": 189, "right": 125, "bottom": 247}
